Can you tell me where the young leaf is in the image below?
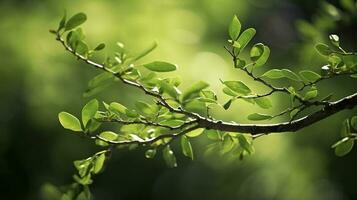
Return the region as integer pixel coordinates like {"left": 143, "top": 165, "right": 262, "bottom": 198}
{"left": 96, "top": 131, "right": 118, "bottom": 146}
{"left": 281, "top": 69, "right": 300, "bottom": 81}
{"left": 186, "top": 128, "right": 205, "bottom": 138}
{"left": 109, "top": 102, "right": 128, "bottom": 115}
{"left": 261, "top": 69, "right": 284, "bottom": 79}
{"left": 181, "top": 81, "right": 209, "bottom": 102}
{"left": 143, "top": 61, "right": 177, "bottom": 72}
{"left": 135, "top": 101, "right": 157, "bottom": 117}
{"left": 65, "top": 13, "right": 87, "bottom": 31}
{"left": 299, "top": 70, "right": 321, "bottom": 82}
{"left": 252, "top": 44, "right": 270, "bottom": 67}
{"left": 223, "top": 99, "right": 233, "bottom": 110}
{"left": 335, "top": 140, "right": 354, "bottom": 157}
{"left": 237, "top": 134, "right": 254, "bottom": 154}
{"left": 58, "top": 112, "right": 82, "bottom": 132}
{"left": 94, "top": 43, "right": 105, "bottom": 51}
{"left": 163, "top": 145, "right": 177, "bottom": 168}
{"left": 222, "top": 81, "right": 251, "bottom": 95}
{"left": 228, "top": 15, "right": 241, "bottom": 40}
{"left": 82, "top": 99, "right": 98, "bottom": 127}
{"left": 254, "top": 97, "right": 272, "bottom": 109}
{"left": 92, "top": 153, "right": 106, "bottom": 174}
{"left": 57, "top": 11, "right": 67, "bottom": 31}
{"left": 304, "top": 86, "right": 318, "bottom": 100}
{"left": 315, "top": 43, "right": 331, "bottom": 56}
{"left": 181, "top": 135, "right": 194, "bottom": 160}
{"left": 235, "top": 28, "right": 256, "bottom": 52}
{"left": 247, "top": 113, "right": 272, "bottom": 121}
{"left": 206, "top": 129, "right": 221, "bottom": 141}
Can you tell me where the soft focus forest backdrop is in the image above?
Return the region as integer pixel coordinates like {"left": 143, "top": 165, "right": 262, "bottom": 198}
{"left": 0, "top": 0, "right": 356, "bottom": 199}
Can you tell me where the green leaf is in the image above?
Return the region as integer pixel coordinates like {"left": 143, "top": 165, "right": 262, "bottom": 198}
{"left": 252, "top": 44, "right": 270, "bottom": 67}
{"left": 82, "top": 99, "right": 98, "bottom": 127}
{"left": 181, "top": 135, "right": 194, "bottom": 160}
{"left": 282, "top": 69, "right": 300, "bottom": 81}
{"left": 143, "top": 61, "right": 177, "bottom": 72}
{"left": 223, "top": 99, "right": 233, "bottom": 110}
{"left": 160, "top": 119, "right": 185, "bottom": 127}
{"left": 237, "top": 134, "right": 254, "bottom": 154}
{"left": 304, "top": 86, "right": 318, "bottom": 100}
{"left": 94, "top": 43, "right": 105, "bottom": 51}
{"left": 74, "top": 158, "right": 92, "bottom": 177}
{"left": 65, "top": 13, "right": 87, "bottom": 31}
{"left": 254, "top": 97, "right": 272, "bottom": 109}
{"left": 235, "top": 28, "right": 256, "bottom": 51}
{"left": 228, "top": 15, "right": 241, "bottom": 40}
{"left": 315, "top": 43, "right": 331, "bottom": 56}
{"left": 58, "top": 112, "right": 82, "bottom": 132}
{"left": 261, "top": 69, "right": 284, "bottom": 79}
{"left": 186, "top": 128, "right": 205, "bottom": 138}
{"left": 57, "top": 11, "right": 67, "bottom": 31}
{"left": 135, "top": 101, "right": 157, "bottom": 117}
{"left": 181, "top": 81, "right": 209, "bottom": 102}
{"left": 145, "top": 149, "right": 156, "bottom": 159}
{"left": 299, "top": 70, "right": 321, "bottom": 82}
{"left": 335, "top": 140, "right": 354, "bottom": 157}
{"left": 109, "top": 102, "right": 128, "bottom": 116}
{"left": 222, "top": 81, "right": 251, "bottom": 95}
{"left": 162, "top": 145, "right": 177, "bottom": 168}
{"left": 247, "top": 113, "right": 272, "bottom": 121}
{"left": 96, "top": 131, "right": 118, "bottom": 146}
{"left": 84, "top": 72, "right": 115, "bottom": 98}
{"left": 92, "top": 153, "right": 105, "bottom": 174}
{"left": 159, "top": 80, "right": 180, "bottom": 99}
{"left": 74, "top": 40, "right": 89, "bottom": 55}
{"left": 206, "top": 129, "right": 221, "bottom": 141}
{"left": 351, "top": 116, "right": 357, "bottom": 130}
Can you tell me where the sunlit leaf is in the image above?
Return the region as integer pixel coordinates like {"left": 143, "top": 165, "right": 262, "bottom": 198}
{"left": 93, "top": 43, "right": 105, "bottom": 51}
{"left": 315, "top": 43, "right": 331, "bottom": 56}
{"left": 96, "top": 131, "right": 118, "bottom": 146}
{"left": 235, "top": 28, "right": 256, "bottom": 52}
{"left": 186, "top": 128, "right": 205, "bottom": 138}
{"left": 254, "top": 97, "right": 272, "bottom": 109}
{"left": 299, "top": 70, "right": 321, "bottom": 82}
{"left": 247, "top": 113, "right": 272, "bottom": 121}
{"left": 181, "top": 81, "right": 209, "bottom": 102}
{"left": 65, "top": 13, "right": 87, "bottom": 31}
{"left": 143, "top": 61, "right": 177, "bottom": 72}
{"left": 252, "top": 44, "right": 270, "bottom": 67}
{"left": 228, "top": 15, "right": 241, "bottom": 40}
{"left": 163, "top": 145, "right": 177, "bottom": 168}
{"left": 222, "top": 81, "right": 251, "bottom": 95}
{"left": 92, "top": 153, "right": 106, "bottom": 174}
{"left": 181, "top": 135, "right": 194, "bottom": 160}
{"left": 335, "top": 140, "right": 354, "bottom": 157}
{"left": 82, "top": 99, "right": 98, "bottom": 127}
{"left": 58, "top": 112, "right": 82, "bottom": 132}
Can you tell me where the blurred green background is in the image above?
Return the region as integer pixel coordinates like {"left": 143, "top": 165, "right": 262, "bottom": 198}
{"left": 0, "top": 0, "right": 356, "bottom": 199}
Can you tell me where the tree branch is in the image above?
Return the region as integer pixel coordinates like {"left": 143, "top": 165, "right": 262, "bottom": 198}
{"left": 198, "top": 92, "right": 357, "bottom": 134}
